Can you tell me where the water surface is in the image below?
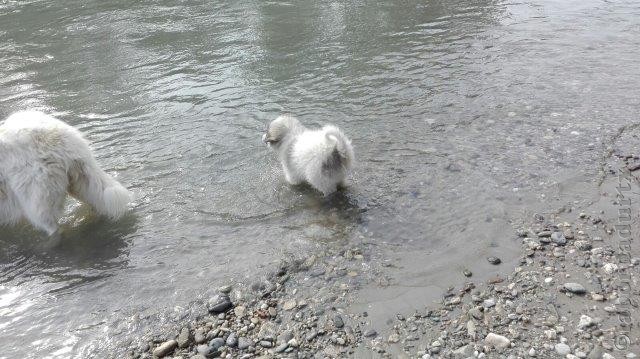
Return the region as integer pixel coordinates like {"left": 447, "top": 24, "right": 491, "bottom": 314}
{"left": 1, "top": 0, "right": 639, "bottom": 357}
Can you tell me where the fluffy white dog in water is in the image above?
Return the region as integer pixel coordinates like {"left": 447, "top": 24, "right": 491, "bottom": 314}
{"left": 262, "top": 115, "right": 354, "bottom": 196}
{"left": 0, "top": 110, "right": 132, "bottom": 236}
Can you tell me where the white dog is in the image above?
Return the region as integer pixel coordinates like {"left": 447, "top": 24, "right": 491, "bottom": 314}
{"left": 263, "top": 115, "right": 354, "bottom": 195}
{"left": 0, "top": 110, "right": 132, "bottom": 236}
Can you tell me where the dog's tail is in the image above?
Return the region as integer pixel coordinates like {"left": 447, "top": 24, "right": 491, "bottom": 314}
{"left": 324, "top": 126, "right": 354, "bottom": 169}
{"left": 69, "top": 157, "right": 132, "bottom": 220}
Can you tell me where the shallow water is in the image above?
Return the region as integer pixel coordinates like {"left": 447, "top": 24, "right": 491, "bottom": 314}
{"left": 1, "top": 0, "right": 639, "bottom": 357}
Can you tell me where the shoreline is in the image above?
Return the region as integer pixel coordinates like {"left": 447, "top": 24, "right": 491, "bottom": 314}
{"left": 129, "top": 157, "right": 640, "bottom": 359}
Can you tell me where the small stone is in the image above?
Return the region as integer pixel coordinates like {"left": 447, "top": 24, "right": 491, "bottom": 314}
{"left": 259, "top": 340, "right": 273, "bottom": 348}
{"left": 483, "top": 299, "right": 496, "bottom": 308}
{"left": 218, "top": 285, "right": 232, "bottom": 293}
{"left": 574, "top": 241, "right": 592, "bottom": 251}
{"left": 551, "top": 232, "right": 566, "bottom": 245}
{"left": 487, "top": 257, "right": 501, "bottom": 265}
{"left": 209, "top": 338, "right": 224, "bottom": 351}
{"left": 577, "top": 315, "right": 594, "bottom": 330}
{"left": 177, "top": 327, "right": 190, "bottom": 348}
{"left": 153, "top": 340, "right": 177, "bottom": 357}
{"left": 484, "top": 333, "right": 510, "bottom": 349}
{"left": 226, "top": 333, "right": 238, "bottom": 347}
{"left": 237, "top": 337, "right": 254, "bottom": 350}
{"left": 288, "top": 338, "right": 298, "bottom": 347}
{"left": 208, "top": 295, "right": 233, "bottom": 313}
{"left": 194, "top": 328, "right": 206, "bottom": 344}
{"left": 334, "top": 314, "right": 344, "bottom": 328}
{"left": 234, "top": 305, "right": 245, "bottom": 317}
{"left": 274, "top": 343, "right": 288, "bottom": 353}
{"left": 305, "top": 331, "right": 318, "bottom": 341}
{"left": 529, "top": 348, "right": 536, "bottom": 357}
{"left": 564, "top": 282, "right": 587, "bottom": 294}
{"left": 555, "top": 343, "right": 571, "bottom": 355}
{"left": 603, "top": 263, "right": 618, "bottom": 274}
{"left": 364, "top": 329, "right": 377, "bottom": 337}
{"left": 388, "top": 333, "right": 400, "bottom": 343}
{"left": 283, "top": 299, "right": 297, "bottom": 311}
{"left": 463, "top": 269, "right": 472, "bottom": 277}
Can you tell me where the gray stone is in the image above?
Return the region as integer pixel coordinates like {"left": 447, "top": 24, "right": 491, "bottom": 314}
{"left": 152, "top": 340, "right": 177, "bottom": 357}
{"left": 177, "top": 327, "right": 190, "bottom": 348}
{"left": 237, "top": 337, "right": 254, "bottom": 350}
{"left": 208, "top": 338, "right": 224, "bottom": 351}
{"left": 334, "top": 314, "right": 344, "bottom": 328}
{"left": 551, "top": 232, "right": 566, "bottom": 245}
{"left": 208, "top": 294, "right": 232, "bottom": 313}
{"left": 364, "top": 329, "right": 377, "bottom": 337}
{"left": 564, "top": 282, "right": 587, "bottom": 294}
{"left": 485, "top": 333, "right": 510, "bottom": 349}
{"left": 487, "top": 257, "right": 501, "bottom": 265}
{"left": 555, "top": 343, "right": 571, "bottom": 355}
{"left": 194, "top": 328, "right": 206, "bottom": 344}
{"left": 226, "top": 332, "right": 238, "bottom": 347}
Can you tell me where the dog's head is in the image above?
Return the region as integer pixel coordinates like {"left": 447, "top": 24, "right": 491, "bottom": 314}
{"left": 262, "top": 115, "right": 300, "bottom": 149}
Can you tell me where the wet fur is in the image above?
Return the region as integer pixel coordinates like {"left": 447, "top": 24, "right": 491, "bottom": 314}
{"left": 0, "top": 110, "right": 132, "bottom": 236}
{"left": 263, "top": 115, "right": 354, "bottom": 195}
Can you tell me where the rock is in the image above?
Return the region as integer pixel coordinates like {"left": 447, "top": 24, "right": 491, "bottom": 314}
{"left": 483, "top": 299, "right": 496, "bottom": 308}
{"left": 153, "top": 340, "right": 177, "bottom": 357}
{"left": 388, "top": 333, "right": 400, "bottom": 343}
{"left": 555, "top": 343, "right": 571, "bottom": 355}
{"left": 226, "top": 333, "right": 238, "bottom": 347}
{"left": 577, "top": 315, "right": 594, "bottom": 330}
{"left": 258, "top": 321, "right": 277, "bottom": 340}
{"left": 208, "top": 294, "right": 232, "bottom": 313}
{"left": 277, "top": 330, "right": 294, "bottom": 344}
{"left": 209, "top": 338, "right": 224, "bottom": 351}
{"left": 177, "top": 327, "right": 190, "bottom": 348}
{"left": 564, "top": 282, "right": 587, "bottom": 294}
{"left": 237, "top": 337, "right": 254, "bottom": 350}
{"left": 334, "top": 314, "right": 344, "bottom": 328}
{"left": 259, "top": 340, "right": 273, "bottom": 348}
{"left": 469, "top": 307, "right": 484, "bottom": 320}
{"left": 218, "top": 285, "right": 232, "bottom": 293}
{"left": 484, "top": 333, "right": 510, "bottom": 349}
{"left": 603, "top": 354, "right": 615, "bottom": 359}
{"left": 194, "top": 328, "right": 206, "bottom": 344}
{"left": 529, "top": 348, "right": 536, "bottom": 357}
{"left": 274, "top": 342, "right": 288, "bottom": 353}
{"left": 234, "top": 305, "right": 245, "bottom": 317}
{"left": 487, "top": 257, "right": 501, "bottom": 265}
{"left": 574, "top": 240, "right": 592, "bottom": 250}
{"left": 283, "top": 299, "right": 297, "bottom": 310}
{"left": 463, "top": 269, "right": 473, "bottom": 277}
{"left": 306, "top": 330, "right": 318, "bottom": 341}
{"left": 603, "top": 263, "right": 618, "bottom": 274}
{"left": 196, "top": 344, "right": 215, "bottom": 358}
{"left": 551, "top": 232, "right": 566, "bottom": 245}
{"left": 364, "top": 329, "right": 377, "bottom": 337}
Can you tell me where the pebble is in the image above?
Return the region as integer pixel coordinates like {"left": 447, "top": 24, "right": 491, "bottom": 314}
{"left": 529, "top": 348, "right": 536, "bottom": 357}
{"left": 388, "top": 333, "right": 400, "bottom": 343}
{"left": 555, "top": 343, "right": 571, "bottom": 355}
{"left": 177, "top": 327, "right": 190, "bottom": 348}
{"left": 551, "top": 231, "right": 566, "bottom": 245}
{"left": 237, "top": 337, "right": 254, "bottom": 350}
{"left": 364, "top": 329, "right": 377, "bottom": 337}
{"left": 334, "top": 314, "right": 344, "bottom": 328}
{"left": 487, "top": 257, "right": 502, "bottom": 265}
{"left": 283, "top": 299, "right": 297, "bottom": 310}
{"left": 209, "top": 338, "right": 224, "bottom": 351}
{"left": 577, "top": 315, "right": 594, "bottom": 330}
{"left": 484, "top": 333, "right": 510, "bottom": 349}
{"left": 208, "top": 295, "right": 233, "bottom": 313}
{"left": 226, "top": 333, "right": 238, "bottom": 347}
{"left": 483, "top": 298, "right": 496, "bottom": 308}
{"left": 153, "top": 340, "right": 177, "bottom": 358}
{"left": 564, "top": 282, "right": 587, "bottom": 294}
{"left": 463, "top": 269, "right": 473, "bottom": 277}
{"left": 194, "top": 328, "right": 206, "bottom": 344}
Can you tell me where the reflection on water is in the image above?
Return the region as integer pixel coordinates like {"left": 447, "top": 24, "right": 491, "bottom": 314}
{"left": 1, "top": 0, "right": 640, "bottom": 356}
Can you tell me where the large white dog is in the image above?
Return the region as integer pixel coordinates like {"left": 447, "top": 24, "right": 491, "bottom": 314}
{"left": 262, "top": 115, "right": 354, "bottom": 195}
{"left": 0, "top": 110, "right": 131, "bottom": 236}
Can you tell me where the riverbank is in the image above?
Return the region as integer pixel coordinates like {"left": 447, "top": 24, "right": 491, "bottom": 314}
{"left": 129, "top": 151, "right": 640, "bottom": 359}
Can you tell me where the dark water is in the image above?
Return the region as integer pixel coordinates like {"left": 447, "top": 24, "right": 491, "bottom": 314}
{"left": 1, "top": 0, "right": 639, "bottom": 357}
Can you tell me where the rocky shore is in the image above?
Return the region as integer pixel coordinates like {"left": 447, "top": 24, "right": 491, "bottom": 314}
{"left": 127, "top": 155, "right": 639, "bottom": 358}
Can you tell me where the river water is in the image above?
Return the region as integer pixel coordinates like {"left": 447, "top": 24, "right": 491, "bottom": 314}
{"left": 1, "top": 0, "right": 639, "bottom": 357}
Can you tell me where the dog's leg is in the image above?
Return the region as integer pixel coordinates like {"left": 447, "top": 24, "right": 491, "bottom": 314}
{"left": 13, "top": 176, "right": 66, "bottom": 236}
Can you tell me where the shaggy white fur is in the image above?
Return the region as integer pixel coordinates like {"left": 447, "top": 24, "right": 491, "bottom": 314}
{"left": 0, "top": 110, "right": 132, "bottom": 236}
{"left": 263, "top": 115, "right": 354, "bottom": 195}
